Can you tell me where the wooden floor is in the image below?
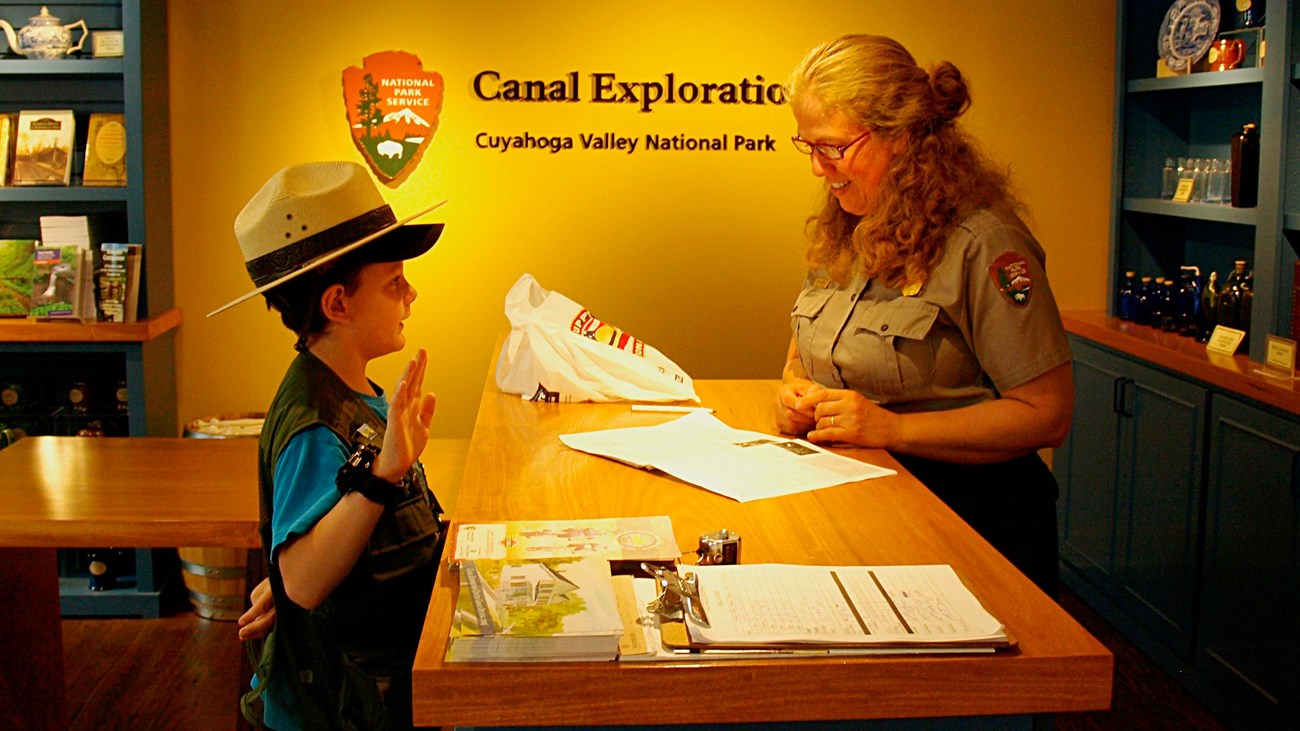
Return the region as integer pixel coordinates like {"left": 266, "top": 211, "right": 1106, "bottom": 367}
{"left": 61, "top": 586, "right": 1228, "bottom": 730}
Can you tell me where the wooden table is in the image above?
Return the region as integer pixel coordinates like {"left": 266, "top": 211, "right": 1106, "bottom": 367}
{"left": 0, "top": 437, "right": 260, "bottom": 731}
{"left": 411, "top": 380, "right": 1114, "bottom": 727}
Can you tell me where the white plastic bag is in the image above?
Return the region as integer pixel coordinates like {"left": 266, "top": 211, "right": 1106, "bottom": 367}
{"left": 495, "top": 273, "right": 699, "bottom": 403}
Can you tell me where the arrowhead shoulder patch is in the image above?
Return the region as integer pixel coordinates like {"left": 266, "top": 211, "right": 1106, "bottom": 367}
{"left": 989, "top": 251, "right": 1032, "bottom": 305}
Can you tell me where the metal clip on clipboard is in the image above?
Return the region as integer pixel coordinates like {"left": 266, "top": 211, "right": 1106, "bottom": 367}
{"left": 641, "top": 562, "right": 710, "bottom": 628}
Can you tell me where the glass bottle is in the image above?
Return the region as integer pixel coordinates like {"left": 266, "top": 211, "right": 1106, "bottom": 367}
{"left": 1237, "top": 0, "right": 1266, "bottom": 29}
{"left": 1136, "top": 276, "right": 1156, "bottom": 325}
{"left": 1204, "top": 160, "right": 1223, "bottom": 203}
{"left": 1231, "top": 124, "right": 1260, "bottom": 207}
{"left": 1118, "top": 271, "right": 1138, "bottom": 320}
{"left": 1160, "top": 279, "right": 1180, "bottom": 331}
{"left": 68, "top": 381, "right": 92, "bottom": 414}
{"left": 1191, "top": 159, "right": 1206, "bottom": 202}
{"left": 1217, "top": 260, "right": 1248, "bottom": 330}
{"left": 1161, "top": 157, "right": 1177, "bottom": 199}
{"left": 1177, "top": 266, "right": 1202, "bottom": 336}
{"left": 1198, "top": 271, "right": 1219, "bottom": 342}
{"left": 1241, "top": 267, "right": 1254, "bottom": 342}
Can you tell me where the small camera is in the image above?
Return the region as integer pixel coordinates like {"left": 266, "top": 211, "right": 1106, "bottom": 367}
{"left": 696, "top": 528, "right": 741, "bottom": 565}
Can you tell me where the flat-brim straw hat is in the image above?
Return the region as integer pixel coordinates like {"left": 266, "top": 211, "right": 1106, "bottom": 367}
{"left": 208, "top": 161, "right": 445, "bottom": 317}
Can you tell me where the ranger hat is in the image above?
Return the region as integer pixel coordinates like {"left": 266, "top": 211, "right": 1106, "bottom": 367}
{"left": 208, "top": 161, "right": 444, "bottom": 316}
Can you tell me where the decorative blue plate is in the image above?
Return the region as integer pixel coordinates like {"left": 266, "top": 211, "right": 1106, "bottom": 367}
{"left": 1158, "top": 0, "right": 1221, "bottom": 71}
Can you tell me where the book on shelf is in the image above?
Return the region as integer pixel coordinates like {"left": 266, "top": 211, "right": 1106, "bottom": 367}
{"left": 11, "top": 110, "right": 75, "bottom": 186}
{"left": 447, "top": 555, "right": 625, "bottom": 662}
{"left": 99, "top": 243, "right": 131, "bottom": 322}
{"left": 657, "top": 563, "right": 1012, "bottom": 654}
{"left": 39, "top": 215, "right": 106, "bottom": 251}
{"left": 30, "top": 244, "right": 87, "bottom": 319}
{"left": 451, "top": 515, "right": 680, "bottom": 572}
{"left": 82, "top": 113, "right": 127, "bottom": 187}
{"left": 123, "top": 244, "right": 142, "bottom": 322}
{"left": 0, "top": 113, "right": 15, "bottom": 187}
{"left": 0, "top": 239, "right": 38, "bottom": 317}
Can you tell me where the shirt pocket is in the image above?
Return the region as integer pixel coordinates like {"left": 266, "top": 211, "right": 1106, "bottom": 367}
{"left": 840, "top": 298, "right": 940, "bottom": 396}
{"left": 366, "top": 489, "right": 442, "bottom": 582}
{"left": 791, "top": 287, "right": 835, "bottom": 361}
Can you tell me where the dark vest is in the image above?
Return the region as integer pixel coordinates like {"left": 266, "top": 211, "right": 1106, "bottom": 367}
{"left": 252, "top": 351, "right": 443, "bottom": 729}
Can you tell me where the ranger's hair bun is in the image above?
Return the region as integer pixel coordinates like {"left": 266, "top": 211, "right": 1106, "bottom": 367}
{"left": 929, "top": 61, "right": 970, "bottom": 125}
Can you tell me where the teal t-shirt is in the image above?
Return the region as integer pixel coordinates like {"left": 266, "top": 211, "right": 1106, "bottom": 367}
{"left": 260, "top": 391, "right": 388, "bottom": 731}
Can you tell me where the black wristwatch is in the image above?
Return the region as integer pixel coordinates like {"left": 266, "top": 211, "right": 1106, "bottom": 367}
{"left": 336, "top": 443, "right": 404, "bottom": 506}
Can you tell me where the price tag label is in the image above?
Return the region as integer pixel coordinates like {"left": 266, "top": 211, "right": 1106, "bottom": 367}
{"left": 1206, "top": 325, "right": 1246, "bottom": 355}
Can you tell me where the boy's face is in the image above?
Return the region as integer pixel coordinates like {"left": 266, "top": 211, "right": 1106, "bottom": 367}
{"left": 344, "top": 260, "right": 418, "bottom": 358}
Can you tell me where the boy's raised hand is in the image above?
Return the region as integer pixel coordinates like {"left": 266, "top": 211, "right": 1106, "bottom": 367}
{"left": 374, "top": 348, "right": 437, "bottom": 482}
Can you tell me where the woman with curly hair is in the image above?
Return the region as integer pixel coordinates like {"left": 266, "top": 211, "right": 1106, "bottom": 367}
{"left": 776, "top": 35, "right": 1072, "bottom": 595}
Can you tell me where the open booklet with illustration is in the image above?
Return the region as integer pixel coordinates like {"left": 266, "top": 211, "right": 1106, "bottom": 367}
{"left": 559, "top": 410, "right": 895, "bottom": 502}
{"left": 452, "top": 515, "right": 680, "bottom": 573}
{"left": 620, "top": 563, "right": 1011, "bottom": 660}
{"left": 447, "top": 555, "right": 625, "bottom": 662}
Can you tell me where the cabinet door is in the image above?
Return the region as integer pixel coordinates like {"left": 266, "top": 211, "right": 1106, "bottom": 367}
{"left": 1057, "top": 340, "right": 1126, "bottom": 589}
{"left": 1115, "top": 360, "right": 1206, "bottom": 659}
{"left": 1198, "top": 396, "right": 1300, "bottom": 726}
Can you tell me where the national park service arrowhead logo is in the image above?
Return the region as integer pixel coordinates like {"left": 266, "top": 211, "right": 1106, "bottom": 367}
{"left": 989, "top": 251, "right": 1032, "bottom": 305}
{"left": 342, "top": 51, "right": 444, "bottom": 184}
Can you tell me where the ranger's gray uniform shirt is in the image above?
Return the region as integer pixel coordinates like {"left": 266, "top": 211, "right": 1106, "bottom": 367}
{"left": 791, "top": 209, "right": 1071, "bottom": 413}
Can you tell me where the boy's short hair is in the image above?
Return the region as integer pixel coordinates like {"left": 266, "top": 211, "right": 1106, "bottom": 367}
{"left": 262, "top": 248, "right": 372, "bottom": 349}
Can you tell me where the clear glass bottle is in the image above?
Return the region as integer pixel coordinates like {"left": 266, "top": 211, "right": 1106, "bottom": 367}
{"left": 1161, "top": 157, "right": 1178, "bottom": 199}
{"left": 1119, "top": 271, "right": 1138, "bottom": 320}
{"left": 1204, "top": 159, "right": 1224, "bottom": 203}
{"left": 1191, "top": 158, "right": 1206, "bottom": 202}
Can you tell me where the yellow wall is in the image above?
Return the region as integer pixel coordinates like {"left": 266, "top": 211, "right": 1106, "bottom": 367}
{"left": 168, "top": 0, "right": 1115, "bottom": 437}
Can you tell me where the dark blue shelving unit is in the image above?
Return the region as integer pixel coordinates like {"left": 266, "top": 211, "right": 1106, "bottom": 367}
{"left": 1056, "top": 2, "right": 1300, "bottom": 727}
{"left": 1, "top": 0, "right": 176, "bottom": 618}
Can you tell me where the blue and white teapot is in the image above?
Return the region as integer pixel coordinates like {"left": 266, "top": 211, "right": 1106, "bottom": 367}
{"left": 1, "top": 6, "right": 88, "bottom": 60}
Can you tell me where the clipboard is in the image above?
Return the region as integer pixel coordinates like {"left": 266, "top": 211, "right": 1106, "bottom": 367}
{"left": 641, "top": 562, "right": 1018, "bottom": 656}
{"left": 657, "top": 616, "right": 1017, "bottom": 654}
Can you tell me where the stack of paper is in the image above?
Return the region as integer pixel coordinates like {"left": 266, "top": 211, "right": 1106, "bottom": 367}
{"left": 447, "top": 555, "right": 625, "bottom": 662}
{"left": 560, "top": 411, "right": 896, "bottom": 501}
{"left": 682, "top": 563, "right": 1009, "bottom": 650}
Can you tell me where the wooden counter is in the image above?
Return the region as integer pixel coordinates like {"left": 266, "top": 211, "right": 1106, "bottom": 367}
{"left": 410, "top": 379, "right": 1113, "bottom": 727}
{"left": 1062, "top": 310, "right": 1300, "bottom": 416}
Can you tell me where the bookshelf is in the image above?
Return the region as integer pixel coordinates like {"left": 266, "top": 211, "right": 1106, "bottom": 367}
{"left": 1, "top": 0, "right": 175, "bottom": 617}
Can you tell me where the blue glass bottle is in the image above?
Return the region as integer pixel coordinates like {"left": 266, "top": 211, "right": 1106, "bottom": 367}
{"left": 1160, "top": 279, "right": 1179, "bottom": 331}
{"left": 1118, "top": 271, "right": 1138, "bottom": 320}
{"left": 1135, "top": 276, "right": 1155, "bottom": 325}
{"left": 1177, "top": 266, "right": 1202, "bottom": 336}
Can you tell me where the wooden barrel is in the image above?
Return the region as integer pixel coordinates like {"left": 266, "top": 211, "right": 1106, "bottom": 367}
{"left": 177, "top": 547, "right": 248, "bottom": 621}
{"left": 180, "top": 412, "right": 264, "bottom": 620}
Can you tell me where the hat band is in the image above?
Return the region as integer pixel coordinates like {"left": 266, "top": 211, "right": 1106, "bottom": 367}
{"left": 245, "top": 206, "right": 398, "bottom": 286}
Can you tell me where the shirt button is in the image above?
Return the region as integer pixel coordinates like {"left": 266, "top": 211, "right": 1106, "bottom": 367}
{"left": 880, "top": 324, "right": 889, "bottom": 332}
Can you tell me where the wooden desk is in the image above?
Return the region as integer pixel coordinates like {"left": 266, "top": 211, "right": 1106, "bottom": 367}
{"left": 411, "top": 380, "right": 1113, "bottom": 727}
{"left": 0, "top": 437, "right": 260, "bottom": 731}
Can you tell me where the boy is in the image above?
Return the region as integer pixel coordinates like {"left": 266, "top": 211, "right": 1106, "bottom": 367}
{"left": 209, "top": 161, "right": 446, "bottom": 729}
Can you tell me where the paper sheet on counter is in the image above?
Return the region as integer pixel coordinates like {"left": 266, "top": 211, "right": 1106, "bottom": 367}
{"left": 558, "top": 410, "right": 895, "bottom": 501}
